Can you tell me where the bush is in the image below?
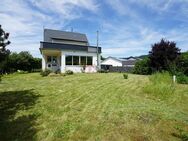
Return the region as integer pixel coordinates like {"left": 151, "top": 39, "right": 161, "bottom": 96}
{"left": 40, "top": 69, "right": 51, "bottom": 77}
{"left": 0, "top": 75, "right": 1, "bottom": 82}
{"left": 65, "top": 70, "right": 74, "bottom": 75}
{"left": 97, "top": 69, "right": 108, "bottom": 73}
{"left": 176, "top": 52, "right": 188, "bottom": 76}
{"left": 123, "top": 73, "right": 128, "bottom": 79}
{"left": 176, "top": 73, "right": 188, "bottom": 84}
{"left": 55, "top": 69, "right": 61, "bottom": 74}
{"left": 133, "top": 58, "right": 152, "bottom": 75}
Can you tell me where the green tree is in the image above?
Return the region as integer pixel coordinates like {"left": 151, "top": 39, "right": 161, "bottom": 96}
{"left": 0, "top": 25, "right": 11, "bottom": 63}
{"left": 133, "top": 58, "right": 152, "bottom": 75}
{"left": 1, "top": 52, "right": 42, "bottom": 73}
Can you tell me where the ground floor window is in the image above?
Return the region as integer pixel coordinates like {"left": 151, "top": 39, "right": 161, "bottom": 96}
{"left": 66, "top": 56, "right": 72, "bottom": 65}
{"left": 80, "top": 56, "right": 86, "bottom": 65}
{"left": 87, "top": 56, "right": 92, "bottom": 65}
{"left": 73, "top": 56, "right": 79, "bottom": 65}
{"left": 65, "top": 55, "right": 93, "bottom": 66}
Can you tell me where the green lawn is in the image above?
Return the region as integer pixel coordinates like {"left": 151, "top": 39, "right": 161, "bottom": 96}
{"left": 0, "top": 73, "right": 188, "bottom": 141}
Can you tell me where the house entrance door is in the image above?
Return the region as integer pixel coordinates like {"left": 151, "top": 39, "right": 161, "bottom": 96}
{"left": 46, "top": 56, "right": 59, "bottom": 72}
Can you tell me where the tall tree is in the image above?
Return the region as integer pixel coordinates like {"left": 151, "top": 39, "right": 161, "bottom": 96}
{"left": 149, "top": 38, "right": 180, "bottom": 72}
{"left": 0, "top": 25, "right": 11, "bottom": 63}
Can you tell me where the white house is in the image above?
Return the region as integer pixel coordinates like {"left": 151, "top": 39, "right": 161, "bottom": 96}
{"left": 101, "top": 56, "right": 140, "bottom": 69}
{"left": 40, "top": 29, "right": 101, "bottom": 73}
{"left": 101, "top": 57, "right": 122, "bottom": 66}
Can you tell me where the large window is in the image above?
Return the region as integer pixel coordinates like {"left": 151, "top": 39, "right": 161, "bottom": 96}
{"left": 65, "top": 55, "right": 93, "bottom": 66}
{"left": 87, "top": 56, "right": 92, "bottom": 65}
{"left": 80, "top": 56, "right": 86, "bottom": 65}
{"left": 73, "top": 56, "right": 79, "bottom": 65}
{"left": 66, "top": 56, "right": 72, "bottom": 65}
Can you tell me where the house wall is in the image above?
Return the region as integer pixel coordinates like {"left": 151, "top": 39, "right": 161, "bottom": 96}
{"left": 101, "top": 58, "right": 122, "bottom": 66}
{"left": 42, "top": 53, "right": 46, "bottom": 71}
{"left": 61, "top": 50, "right": 101, "bottom": 73}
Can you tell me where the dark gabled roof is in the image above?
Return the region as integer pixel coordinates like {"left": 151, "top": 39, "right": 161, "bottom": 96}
{"left": 121, "top": 56, "right": 139, "bottom": 60}
{"left": 40, "top": 42, "right": 101, "bottom": 53}
{"left": 44, "top": 29, "right": 88, "bottom": 43}
{"left": 122, "top": 60, "right": 137, "bottom": 66}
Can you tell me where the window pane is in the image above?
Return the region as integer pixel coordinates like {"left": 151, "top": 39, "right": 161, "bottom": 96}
{"left": 73, "top": 56, "right": 79, "bottom": 65}
{"left": 66, "top": 56, "right": 72, "bottom": 65}
{"left": 80, "top": 56, "right": 86, "bottom": 65}
{"left": 52, "top": 56, "right": 57, "bottom": 63}
{"left": 87, "top": 56, "right": 92, "bottom": 65}
{"left": 47, "top": 56, "right": 51, "bottom": 63}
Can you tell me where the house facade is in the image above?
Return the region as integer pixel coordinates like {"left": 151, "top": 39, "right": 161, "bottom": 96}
{"left": 40, "top": 29, "right": 101, "bottom": 73}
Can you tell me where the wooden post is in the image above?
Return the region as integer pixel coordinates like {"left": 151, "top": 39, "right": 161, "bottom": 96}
{"left": 173, "top": 75, "right": 176, "bottom": 83}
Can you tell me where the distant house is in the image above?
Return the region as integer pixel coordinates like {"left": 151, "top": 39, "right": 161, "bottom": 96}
{"left": 40, "top": 29, "right": 101, "bottom": 73}
{"left": 101, "top": 56, "right": 141, "bottom": 71}
{"left": 101, "top": 56, "right": 122, "bottom": 67}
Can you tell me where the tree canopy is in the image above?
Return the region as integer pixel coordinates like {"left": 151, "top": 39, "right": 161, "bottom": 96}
{"left": 0, "top": 25, "right": 11, "bottom": 63}
{"left": 149, "top": 38, "right": 180, "bottom": 72}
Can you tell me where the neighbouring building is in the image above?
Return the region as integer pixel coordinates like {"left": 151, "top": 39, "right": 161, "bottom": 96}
{"left": 40, "top": 29, "right": 101, "bottom": 73}
{"left": 101, "top": 56, "right": 141, "bottom": 71}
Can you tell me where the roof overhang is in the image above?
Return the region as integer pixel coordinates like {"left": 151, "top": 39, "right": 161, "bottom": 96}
{"left": 40, "top": 42, "right": 101, "bottom": 54}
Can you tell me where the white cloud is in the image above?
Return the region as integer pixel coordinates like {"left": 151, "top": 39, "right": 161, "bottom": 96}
{"left": 98, "top": 0, "right": 188, "bottom": 57}
{"left": 0, "top": 0, "right": 187, "bottom": 58}
{"left": 100, "top": 20, "right": 188, "bottom": 57}
{"left": 0, "top": 0, "right": 99, "bottom": 57}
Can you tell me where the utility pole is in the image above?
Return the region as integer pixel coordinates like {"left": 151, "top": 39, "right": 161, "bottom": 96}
{"left": 97, "top": 30, "right": 99, "bottom": 68}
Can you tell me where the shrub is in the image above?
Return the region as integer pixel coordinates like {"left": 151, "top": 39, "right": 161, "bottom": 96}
{"left": 97, "top": 69, "right": 108, "bottom": 73}
{"left": 123, "top": 73, "right": 128, "bottom": 79}
{"left": 176, "top": 73, "right": 188, "bottom": 84}
{"left": 65, "top": 70, "right": 73, "bottom": 75}
{"left": 81, "top": 65, "right": 86, "bottom": 73}
{"left": 143, "top": 72, "right": 175, "bottom": 99}
{"left": 55, "top": 69, "right": 60, "bottom": 74}
{"left": 0, "top": 75, "right": 1, "bottom": 82}
{"left": 133, "top": 58, "right": 152, "bottom": 75}
{"left": 60, "top": 73, "right": 66, "bottom": 77}
{"left": 40, "top": 69, "right": 51, "bottom": 77}
{"left": 176, "top": 52, "right": 188, "bottom": 76}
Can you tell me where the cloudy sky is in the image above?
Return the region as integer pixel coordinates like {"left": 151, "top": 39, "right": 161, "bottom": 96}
{"left": 1, "top": 0, "right": 188, "bottom": 58}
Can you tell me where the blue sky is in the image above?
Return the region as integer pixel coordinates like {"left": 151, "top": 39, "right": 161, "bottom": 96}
{"left": 1, "top": 0, "right": 188, "bottom": 58}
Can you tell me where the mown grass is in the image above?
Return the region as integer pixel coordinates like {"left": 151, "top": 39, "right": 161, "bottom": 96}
{"left": 0, "top": 73, "right": 188, "bottom": 141}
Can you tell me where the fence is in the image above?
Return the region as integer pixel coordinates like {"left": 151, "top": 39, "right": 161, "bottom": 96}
{"left": 109, "top": 66, "right": 133, "bottom": 72}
